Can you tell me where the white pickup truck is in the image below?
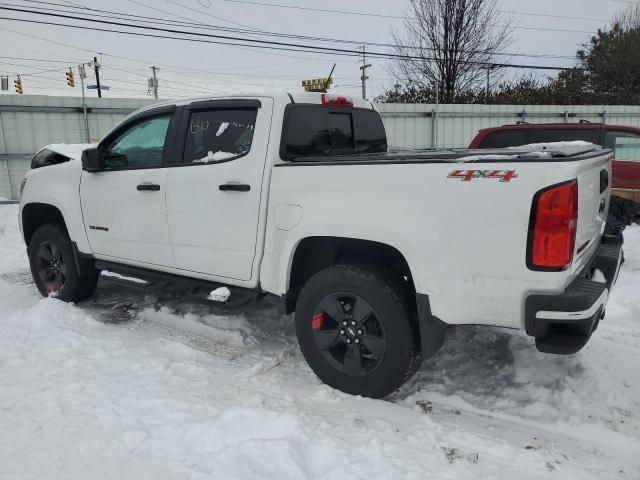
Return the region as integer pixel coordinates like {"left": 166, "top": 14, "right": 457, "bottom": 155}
{"left": 19, "top": 92, "right": 622, "bottom": 398}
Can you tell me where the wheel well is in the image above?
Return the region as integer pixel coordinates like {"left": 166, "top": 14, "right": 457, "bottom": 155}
{"left": 22, "top": 203, "right": 68, "bottom": 245}
{"left": 286, "top": 236, "right": 415, "bottom": 314}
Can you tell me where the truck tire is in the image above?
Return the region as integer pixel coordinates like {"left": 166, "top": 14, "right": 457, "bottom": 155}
{"left": 295, "top": 263, "right": 421, "bottom": 398}
{"left": 28, "top": 224, "right": 99, "bottom": 302}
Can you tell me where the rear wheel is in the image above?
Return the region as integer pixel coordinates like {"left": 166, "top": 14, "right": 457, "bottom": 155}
{"left": 295, "top": 263, "right": 421, "bottom": 398}
{"left": 28, "top": 224, "right": 99, "bottom": 302}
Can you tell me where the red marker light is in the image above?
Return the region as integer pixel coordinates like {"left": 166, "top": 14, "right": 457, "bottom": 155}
{"left": 321, "top": 94, "right": 353, "bottom": 108}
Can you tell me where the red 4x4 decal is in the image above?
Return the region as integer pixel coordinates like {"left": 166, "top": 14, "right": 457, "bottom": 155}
{"left": 448, "top": 170, "right": 518, "bottom": 182}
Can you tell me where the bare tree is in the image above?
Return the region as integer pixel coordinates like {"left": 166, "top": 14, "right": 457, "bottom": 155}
{"left": 390, "top": 0, "right": 512, "bottom": 103}
{"left": 615, "top": 0, "right": 640, "bottom": 30}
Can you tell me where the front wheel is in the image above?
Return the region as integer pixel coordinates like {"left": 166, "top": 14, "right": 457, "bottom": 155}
{"left": 295, "top": 264, "right": 421, "bottom": 398}
{"left": 28, "top": 224, "right": 99, "bottom": 302}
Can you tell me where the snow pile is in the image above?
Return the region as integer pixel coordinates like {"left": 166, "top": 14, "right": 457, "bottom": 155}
{"left": 511, "top": 140, "right": 598, "bottom": 152}
{"left": 208, "top": 286, "right": 231, "bottom": 302}
{"left": 193, "top": 150, "right": 236, "bottom": 163}
{"left": 101, "top": 270, "right": 148, "bottom": 284}
{"left": 455, "top": 151, "right": 553, "bottom": 162}
{"left": 0, "top": 202, "right": 639, "bottom": 479}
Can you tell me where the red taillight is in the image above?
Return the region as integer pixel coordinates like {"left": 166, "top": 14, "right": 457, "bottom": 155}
{"left": 321, "top": 94, "right": 353, "bottom": 108}
{"left": 528, "top": 180, "right": 578, "bottom": 270}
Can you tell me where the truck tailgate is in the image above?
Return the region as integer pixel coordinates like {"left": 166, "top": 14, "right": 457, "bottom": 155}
{"left": 570, "top": 151, "right": 612, "bottom": 276}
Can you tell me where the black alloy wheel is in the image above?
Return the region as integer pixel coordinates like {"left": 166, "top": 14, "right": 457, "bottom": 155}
{"left": 295, "top": 263, "right": 421, "bottom": 398}
{"left": 28, "top": 224, "right": 100, "bottom": 302}
{"left": 34, "top": 240, "right": 67, "bottom": 295}
{"left": 312, "top": 292, "right": 387, "bottom": 377}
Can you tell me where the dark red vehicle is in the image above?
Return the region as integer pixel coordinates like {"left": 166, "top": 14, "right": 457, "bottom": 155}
{"left": 469, "top": 122, "right": 640, "bottom": 201}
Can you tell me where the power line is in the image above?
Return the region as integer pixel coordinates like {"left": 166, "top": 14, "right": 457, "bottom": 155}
{"left": 220, "top": 0, "right": 612, "bottom": 25}
{"left": 4, "top": 1, "right": 579, "bottom": 59}
{"left": 11, "top": 0, "right": 343, "bottom": 63}
{"left": 127, "top": 0, "right": 254, "bottom": 31}
{"left": 0, "top": 53, "right": 312, "bottom": 93}
{"left": 0, "top": 54, "right": 78, "bottom": 63}
{"left": 0, "top": 27, "right": 355, "bottom": 98}
{"left": 0, "top": 7, "right": 582, "bottom": 70}
{"left": 0, "top": 24, "right": 331, "bottom": 77}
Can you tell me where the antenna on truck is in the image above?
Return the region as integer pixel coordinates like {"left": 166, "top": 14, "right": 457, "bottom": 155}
{"left": 323, "top": 63, "right": 336, "bottom": 92}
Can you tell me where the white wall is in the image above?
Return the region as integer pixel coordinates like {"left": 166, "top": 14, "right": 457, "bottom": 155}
{"left": 376, "top": 103, "right": 640, "bottom": 149}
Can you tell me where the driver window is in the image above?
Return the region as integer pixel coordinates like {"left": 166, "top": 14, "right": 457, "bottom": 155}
{"left": 184, "top": 109, "right": 257, "bottom": 164}
{"left": 103, "top": 114, "right": 172, "bottom": 169}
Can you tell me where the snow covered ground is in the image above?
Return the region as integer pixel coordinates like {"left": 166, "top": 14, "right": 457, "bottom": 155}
{"left": 0, "top": 203, "right": 638, "bottom": 480}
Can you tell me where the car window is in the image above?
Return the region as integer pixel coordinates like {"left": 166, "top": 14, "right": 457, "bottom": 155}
{"left": 605, "top": 131, "right": 640, "bottom": 161}
{"left": 282, "top": 106, "right": 387, "bottom": 160}
{"left": 103, "top": 115, "right": 171, "bottom": 170}
{"left": 353, "top": 109, "right": 387, "bottom": 153}
{"left": 328, "top": 112, "right": 353, "bottom": 151}
{"left": 184, "top": 109, "right": 257, "bottom": 164}
{"left": 479, "top": 130, "right": 528, "bottom": 148}
{"left": 536, "top": 129, "right": 600, "bottom": 144}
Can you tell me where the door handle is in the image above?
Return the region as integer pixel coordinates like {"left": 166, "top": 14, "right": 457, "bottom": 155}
{"left": 219, "top": 183, "right": 250, "bottom": 192}
{"left": 137, "top": 183, "right": 160, "bottom": 191}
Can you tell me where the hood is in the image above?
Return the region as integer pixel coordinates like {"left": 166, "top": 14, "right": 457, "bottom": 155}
{"left": 42, "top": 143, "right": 96, "bottom": 161}
{"left": 30, "top": 143, "right": 96, "bottom": 170}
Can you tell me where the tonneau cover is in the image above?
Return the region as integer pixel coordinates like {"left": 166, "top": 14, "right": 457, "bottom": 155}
{"left": 288, "top": 142, "right": 609, "bottom": 164}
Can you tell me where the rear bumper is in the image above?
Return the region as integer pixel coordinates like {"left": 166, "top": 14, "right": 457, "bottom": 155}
{"left": 525, "top": 234, "right": 623, "bottom": 354}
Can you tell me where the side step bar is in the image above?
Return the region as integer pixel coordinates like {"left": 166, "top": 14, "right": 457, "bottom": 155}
{"left": 94, "top": 260, "right": 266, "bottom": 310}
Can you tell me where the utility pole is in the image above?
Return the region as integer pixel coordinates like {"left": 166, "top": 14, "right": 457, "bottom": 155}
{"left": 93, "top": 56, "right": 102, "bottom": 98}
{"left": 359, "top": 45, "right": 372, "bottom": 100}
{"left": 78, "top": 64, "right": 90, "bottom": 143}
{"left": 485, "top": 65, "right": 494, "bottom": 103}
{"left": 150, "top": 66, "right": 159, "bottom": 99}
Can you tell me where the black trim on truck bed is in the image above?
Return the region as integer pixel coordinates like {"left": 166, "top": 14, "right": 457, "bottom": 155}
{"left": 275, "top": 147, "right": 612, "bottom": 167}
{"left": 524, "top": 234, "right": 622, "bottom": 355}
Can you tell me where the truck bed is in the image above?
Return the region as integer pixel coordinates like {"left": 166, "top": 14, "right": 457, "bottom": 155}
{"left": 266, "top": 143, "right": 613, "bottom": 330}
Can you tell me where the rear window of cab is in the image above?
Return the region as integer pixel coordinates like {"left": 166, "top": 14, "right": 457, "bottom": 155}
{"left": 281, "top": 105, "right": 387, "bottom": 160}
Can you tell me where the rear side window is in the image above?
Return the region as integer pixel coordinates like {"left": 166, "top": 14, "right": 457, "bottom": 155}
{"left": 536, "top": 129, "right": 600, "bottom": 144}
{"left": 282, "top": 106, "right": 387, "bottom": 160}
{"left": 479, "top": 130, "right": 528, "bottom": 148}
{"left": 184, "top": 109, "right": 257, "bottom": 164}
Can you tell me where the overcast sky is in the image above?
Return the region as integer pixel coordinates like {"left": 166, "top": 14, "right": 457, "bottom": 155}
{"left": 0, "top": 0, "right": 633, "bottom": 100}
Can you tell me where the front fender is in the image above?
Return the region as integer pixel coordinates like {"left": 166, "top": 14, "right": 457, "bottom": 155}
{"left": 19, "top": 161, "right": 91, "bottom": 253}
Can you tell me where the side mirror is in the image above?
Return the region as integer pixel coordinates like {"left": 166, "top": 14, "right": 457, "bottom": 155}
{"left": 81, "top": 147, "right": 102, "bottom": 172}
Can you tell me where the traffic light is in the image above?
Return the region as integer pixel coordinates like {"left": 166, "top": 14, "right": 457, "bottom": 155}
{"left": 14, "top": 77, "right": 23, "bottom": 94}
{"left": 66, "top": 67, "right": 75, "bottom": 87}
